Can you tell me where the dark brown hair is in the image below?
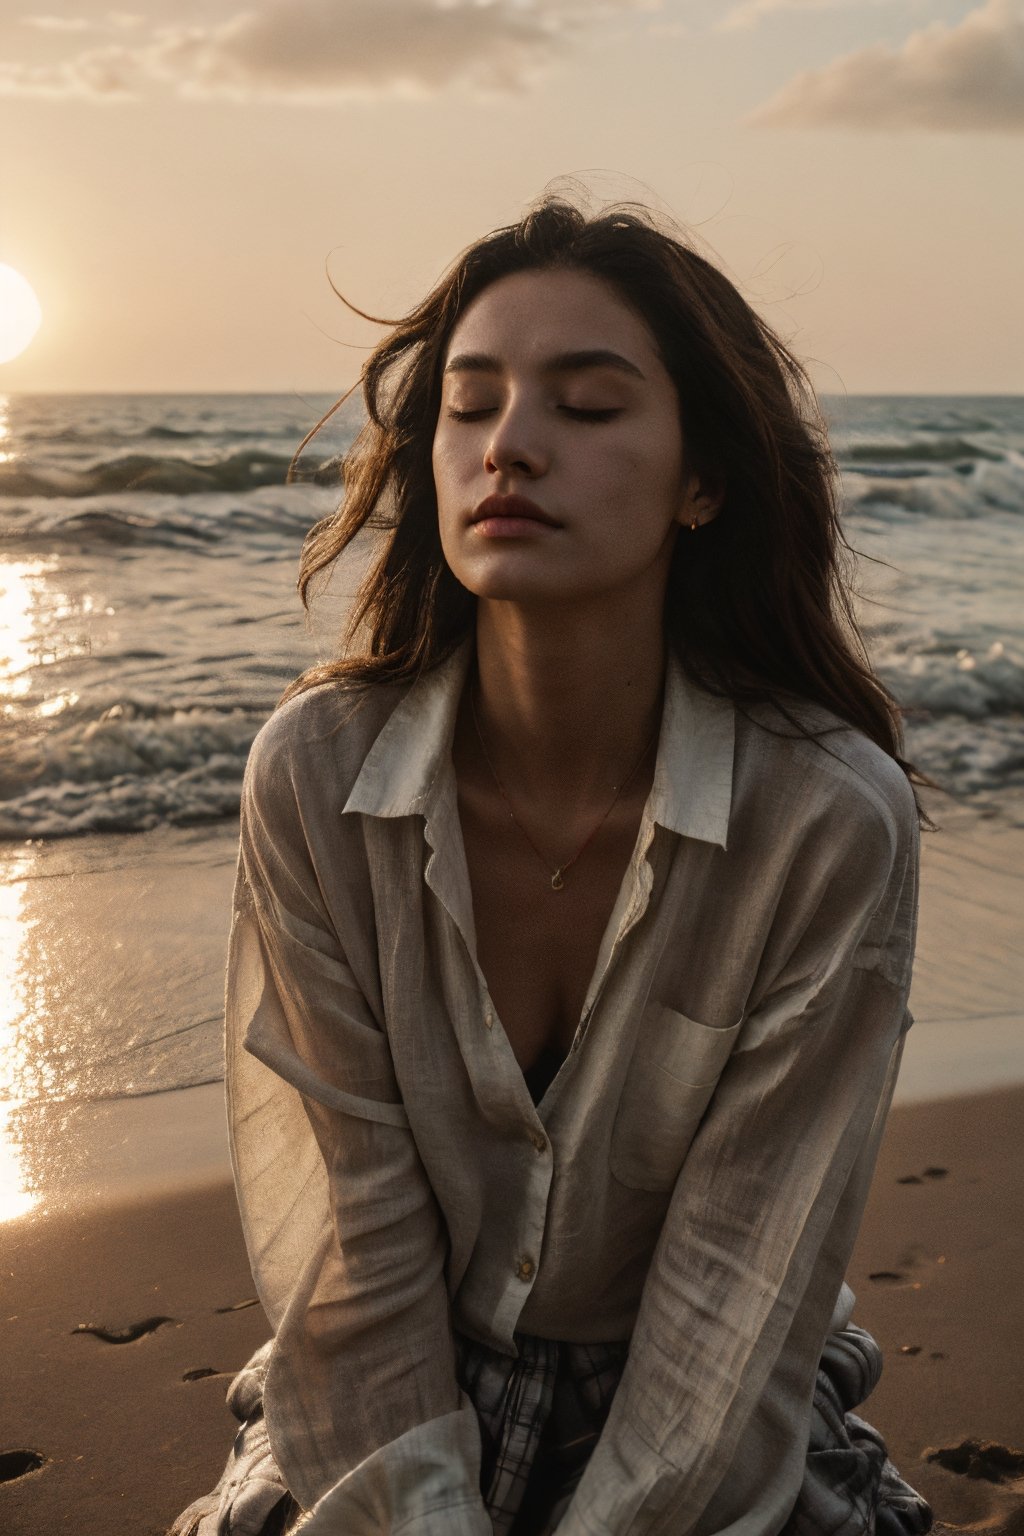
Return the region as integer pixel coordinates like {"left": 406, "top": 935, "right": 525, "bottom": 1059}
{"left": 284, "top": 196, "right": 930, "bottom": 815}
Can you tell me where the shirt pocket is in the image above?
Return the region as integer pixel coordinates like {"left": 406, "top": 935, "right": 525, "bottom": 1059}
{"left": 609, "top": 1004, "right": 743, "bottom": 1191}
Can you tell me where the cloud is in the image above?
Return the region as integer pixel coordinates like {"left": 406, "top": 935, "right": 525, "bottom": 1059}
{"left": 750, "top": 0, "right": 1024, "bottom": 131}
{"left": 0, "top": 0, "right": 654, "bottom": 101}
{"left": 155, "top": 0, "right": 564, "bottom": 99}
{"left": 19, "top": 10, "right": 143, "bottom": 30}
{"left": 21, "top": 15, "right": 94, "bottom": 31}
{"left": 721, "top": 0, "right": 896, "bottom": 32}
{"left": 0, "top": 44, "right": 143, "bottom": 98}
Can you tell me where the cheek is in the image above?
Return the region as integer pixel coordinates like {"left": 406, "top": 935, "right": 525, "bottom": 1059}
{"left": 431, "top": 429, "right": 469, "bottom": 509}
{"left": 604, "top": 434, "right": 681, "bottom": 503}
{"left": 627, "top": 421, "right": 686, "bottom": 503}
{"left": 430, "top": 427, "right": 444, "bottom": 477}
{"left": 431, "top": 436, "right": 465, "bottom": 568}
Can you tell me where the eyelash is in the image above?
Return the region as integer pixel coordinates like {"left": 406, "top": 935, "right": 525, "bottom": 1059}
{"left": 445, "top": 406, "right": 621, "bottom": 424}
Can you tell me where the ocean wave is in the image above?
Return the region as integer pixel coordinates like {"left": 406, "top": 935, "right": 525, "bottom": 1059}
{"left": 0, "top": 702, "right": 261, "bottom": 838}
{"left": 843, "top": 457, "right": 1024, "bottom": 520}
{"left": 870, "top": 638, "right": 1024, "bottom": 798}
{"left": 902, "top": 714, "right": 1024, "bottom": 798}
{"left": 876, "top": 639, "right": 1024, "bottom": 720}
{"left": 2, "top": 647, "right": 1021, "bottom": 838}
{"left": 0, "top": 488, "right": 335, "bottom": 549}
{"left": 0, "top": 448, "right": 341, "bottom": 499}
{"left": 840, "top": 437, "right": 1004, "bottom": 466}
{"left": 17, "top": 422, "right": 298, "bottom": 445}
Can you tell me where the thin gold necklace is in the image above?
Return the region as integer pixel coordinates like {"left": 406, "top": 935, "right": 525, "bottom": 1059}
{"left": 470, "top": 686, "right": 658, "bottom": 892}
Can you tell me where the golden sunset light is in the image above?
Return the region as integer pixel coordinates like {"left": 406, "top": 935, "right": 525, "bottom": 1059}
{"left": 0, "top": 264, "right": 42, "bottom": 364}
{"left": 1, "top": 2, "right": 1022, "bottom": 1531}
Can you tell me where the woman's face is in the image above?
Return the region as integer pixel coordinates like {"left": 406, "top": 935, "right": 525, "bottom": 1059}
{"left": 432, "top": 267, "right": 711, "bottom": 612}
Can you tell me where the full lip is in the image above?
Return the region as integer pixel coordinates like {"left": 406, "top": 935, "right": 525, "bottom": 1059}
{"left": 469, "top": 493, "right": 562, "bottom": 528}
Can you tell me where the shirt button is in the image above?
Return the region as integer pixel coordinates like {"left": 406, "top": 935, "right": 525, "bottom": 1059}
{"left": 484, "top": 1010, "right": 494, "bottom": 1029}
{"left": 530, "top": 1130, "right": 547, "bottom": 1153}
{"left": 517, "top": 1256, "right": 536, "bottom": 1281}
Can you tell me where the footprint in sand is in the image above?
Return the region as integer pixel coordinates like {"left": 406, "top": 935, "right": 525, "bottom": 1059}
{"left": 897, "top": 1167, "right": 949, "bottom": 1185}
{"left": 927, "top": 1440, "right": 1024, "bottom": 1487}
{"left": 71, "top": 1316, "right": 177, "bottom": 1343}
{"left": 0, "top": 1450, "right": 45, "bottom": 1483}
{"left": 925, "top": 1441, "right": 1024, "bottom": 1536}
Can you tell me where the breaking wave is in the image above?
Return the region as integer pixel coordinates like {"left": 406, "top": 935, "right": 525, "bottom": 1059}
{"left": 0, "top": 487, "right": 335, "bottom": 550}
{"left": 0, "top": 701, "right": 262, "bottom": 838}
{"left": 0, "top": 448, "right": 341, "bottom": 500}
{"left": 843, "top": 456, "right": 1024, "bottom": 521}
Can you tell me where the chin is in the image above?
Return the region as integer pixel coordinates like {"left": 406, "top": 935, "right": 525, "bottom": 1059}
{"left": 446, "top": 552, "right": 567, "bottom": 606}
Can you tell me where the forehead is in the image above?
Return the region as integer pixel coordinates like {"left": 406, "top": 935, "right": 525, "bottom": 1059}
{"left": 443, "top": 268, "right": 662, "bottom": 370}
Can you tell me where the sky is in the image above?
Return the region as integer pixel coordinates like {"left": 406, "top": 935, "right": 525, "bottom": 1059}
{"left": 0, "top": 0, "right": 1021, "bottom": 394}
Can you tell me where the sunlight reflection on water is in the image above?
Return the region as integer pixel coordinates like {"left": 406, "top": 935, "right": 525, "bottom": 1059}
{"left": 0, "top": 853, "right": 40, "bottom": 1221}
{"left": 0, "top": 558, "right": 55, "bottom": 702}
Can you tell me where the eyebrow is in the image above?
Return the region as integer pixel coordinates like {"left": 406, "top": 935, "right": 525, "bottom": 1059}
{"left": 443, "top": 348, "right": 646, "bottom": 381}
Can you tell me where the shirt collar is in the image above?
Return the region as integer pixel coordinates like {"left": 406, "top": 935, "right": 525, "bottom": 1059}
{"left": 342, "top": 643, "right": 473, "bottom": 821}
{"left": 343, "top": 641, "right": 734, "bottom": 849}
{"left": 649, "top": 649, "right": 734, "bottom": 848}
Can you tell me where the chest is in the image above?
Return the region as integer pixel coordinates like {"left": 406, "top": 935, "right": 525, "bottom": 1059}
{"left": 457, "top": 784, "right": 649, "bottom": 1069}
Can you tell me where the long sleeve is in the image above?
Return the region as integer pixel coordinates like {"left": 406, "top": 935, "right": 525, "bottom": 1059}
{"left": 225, "top": 736, "right": 491, "bottom": 1534}
{"left": 555, "top": 789, "right": 920, "bottom": 1536}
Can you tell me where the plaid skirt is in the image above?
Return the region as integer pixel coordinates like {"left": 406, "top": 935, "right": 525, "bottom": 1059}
{"left": 169, "top": 1323, "right": 933, "bottom": 1536}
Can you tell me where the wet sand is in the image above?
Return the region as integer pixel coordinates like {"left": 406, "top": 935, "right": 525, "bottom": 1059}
{"left": 1, "top": 796, "right": 1021, "bottom": 1533}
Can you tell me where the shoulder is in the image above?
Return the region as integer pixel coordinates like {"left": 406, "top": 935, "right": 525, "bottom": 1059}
{"left": 728, "top": 697, "right": 920, "bottom": 989}
{"left": 732, "top": 694, "right": 918, "bottom": 868}
{"left": 243, "top": 678, "right": 411, "bottom": 817}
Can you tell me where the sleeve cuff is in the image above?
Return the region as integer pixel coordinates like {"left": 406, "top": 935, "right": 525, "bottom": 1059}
{"left": 294, "top": 1401, "right": 492, "bottom": 1536}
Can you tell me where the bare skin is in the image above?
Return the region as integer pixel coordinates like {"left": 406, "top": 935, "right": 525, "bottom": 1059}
{"left": 433, "top": 270, "right": 722, "bottom": 1070}
{"left": 451, "top": 613, "right": 663, "bottom": 1066}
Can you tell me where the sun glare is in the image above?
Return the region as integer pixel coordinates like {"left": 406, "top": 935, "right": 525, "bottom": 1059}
{"left": 0, "top": 265, "right": 42, "bottom": 364}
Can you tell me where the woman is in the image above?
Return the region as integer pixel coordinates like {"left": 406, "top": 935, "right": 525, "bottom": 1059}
{"left": 174, "top": 197, "right": 933, "bottom": 1536}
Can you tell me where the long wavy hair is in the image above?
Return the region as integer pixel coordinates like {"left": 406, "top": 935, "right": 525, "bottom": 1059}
{"left": 283, "top": 196, "right": 930, "bottom": 814}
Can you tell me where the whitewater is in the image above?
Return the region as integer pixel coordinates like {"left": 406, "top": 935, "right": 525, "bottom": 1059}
{"left": 1, "top": 391, "right": 1022, "bottom": 838}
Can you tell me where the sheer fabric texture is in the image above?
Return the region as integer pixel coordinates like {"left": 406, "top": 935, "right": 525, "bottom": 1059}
{"left": 216, "top": 642, "right": 919, "bottom": 1534}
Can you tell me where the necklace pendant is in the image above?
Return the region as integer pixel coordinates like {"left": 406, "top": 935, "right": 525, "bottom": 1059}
{"left": 550, "top": 869, "right": 565, "bottom": 892}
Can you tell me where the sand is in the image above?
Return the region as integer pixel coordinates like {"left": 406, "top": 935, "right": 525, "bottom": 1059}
{"left": 2, "top": 1087, "right": 1022, "bottom": 1536}
{"left": 848, "top": 1086, "right": 1024, "bottom": 1534}
{"left": 1, "top": 795, "right": 1022, "bottom": 1534}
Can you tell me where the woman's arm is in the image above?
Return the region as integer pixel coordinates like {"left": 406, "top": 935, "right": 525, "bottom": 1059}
{"left": 555, "top": 783, "right": 920, "bottom": 1536}
{"left": 226, "top": 727, "right": 491, "bottom": 1535}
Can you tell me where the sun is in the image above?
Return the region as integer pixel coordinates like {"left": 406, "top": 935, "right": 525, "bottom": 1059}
{"left": 0, "top": 265, "right": 43, "bottom": 364}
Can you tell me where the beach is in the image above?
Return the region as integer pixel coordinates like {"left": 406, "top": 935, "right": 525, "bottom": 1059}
{"left": 1, "top": 390, "right": 1022, "bottom": 1531}
{"left": 1, "top": 794, "right": 1023, "bottom": 1535}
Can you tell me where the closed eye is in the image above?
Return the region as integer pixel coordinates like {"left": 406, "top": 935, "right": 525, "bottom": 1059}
{"left": 560, "top": 407, "right": 622, "bottom": 423}
{"left": 445, "top": 407, "right": 495, "bottom": 422}
{"left": 444, "top": 405, "right": 623, "bottom": 424}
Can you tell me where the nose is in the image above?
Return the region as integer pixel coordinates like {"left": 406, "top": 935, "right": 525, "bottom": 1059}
{"left": 483, "top": 401, "right": 548, "bottom": 479}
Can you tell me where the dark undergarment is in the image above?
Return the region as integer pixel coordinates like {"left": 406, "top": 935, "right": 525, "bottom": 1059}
{"left": 522, "top": 1044, "right": 565, "bottom": 1106}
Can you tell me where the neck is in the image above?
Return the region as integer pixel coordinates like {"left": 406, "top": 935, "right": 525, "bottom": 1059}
{"left": 470, "top": 598, "right": 666, "bottom": 808}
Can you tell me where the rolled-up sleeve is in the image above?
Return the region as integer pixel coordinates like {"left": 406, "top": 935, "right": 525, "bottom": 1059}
{"left": 556, "top": 790, "right": 920, "bottom": 1536}
{"left": 225, "top": 736, "right": 491, "bottom": 1534}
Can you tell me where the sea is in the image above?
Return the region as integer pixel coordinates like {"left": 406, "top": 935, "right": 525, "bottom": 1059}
{"left": 1, "top": 391, "right": 1022, "bottom": 1137}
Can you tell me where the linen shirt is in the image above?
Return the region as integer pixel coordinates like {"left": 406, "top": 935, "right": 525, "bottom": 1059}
{"left": 225, "top": 641, "right": 919, "bottom": 1536}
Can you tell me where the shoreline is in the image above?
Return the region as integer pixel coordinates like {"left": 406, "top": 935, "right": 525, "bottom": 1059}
{"left": 3, "top": 788, "right": 1021, "bottom": 1227}
{"left": 0, "top": 789, "right": 1020, "bottom": 1207}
